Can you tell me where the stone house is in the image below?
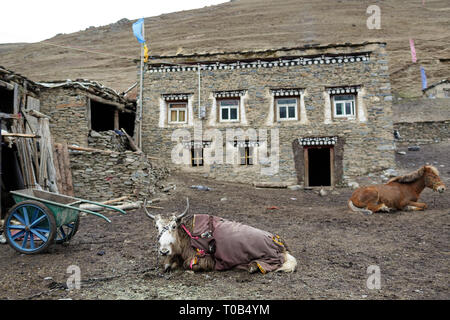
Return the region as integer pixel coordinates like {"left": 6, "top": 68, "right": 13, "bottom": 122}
{"left": 38, "top": 80, "right": 136, "bottom": 148}
{"left": 141, "top": 42, "right": 395, "bottom": 187}
{"left": 422, "top": 79, "right": 450, "bottom": 99}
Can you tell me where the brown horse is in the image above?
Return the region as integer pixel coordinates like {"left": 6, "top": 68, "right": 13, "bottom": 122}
{"left": 348, "top": 165, "right": 446, "bottom": 214}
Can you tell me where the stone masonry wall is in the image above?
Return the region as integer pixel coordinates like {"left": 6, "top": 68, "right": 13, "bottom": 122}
{"left": 141, "top": 43, "right": 395, "bottom": 186}
{"left": 69, "top": 150, "right": 169, "bottom": 202}
{"left": 39, "top": 87, "right": 90, "bottom": 147}
{"left": 394, "top": 120, "right": 450, "bottom": 146}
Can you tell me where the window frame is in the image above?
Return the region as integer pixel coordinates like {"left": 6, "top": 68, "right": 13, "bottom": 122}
{"left": 218, "top": 98, "right": 240, "bottom": 123}
{"left": 332, "top": 94, "right": 356, "bottom": 118}
{"left": 167, "top": 101, "right": 188, "bottom": 124}
{"left": 275, "top": 97, "right": 298, "bottom": 121}
{"left": 191, "top": 147, "right": 204, "bottom": 167}
{"left": 239, "top": 145, "right": 254, "bottom": 166}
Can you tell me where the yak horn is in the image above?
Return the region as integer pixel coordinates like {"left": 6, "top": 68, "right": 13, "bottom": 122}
{"left": 143, "top": 199, "right": 156, "bottom": 220}
{"left": 176, "top": 197, "right": 190, "bottom": 221}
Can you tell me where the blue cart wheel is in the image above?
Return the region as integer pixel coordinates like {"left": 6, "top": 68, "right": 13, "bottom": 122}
{"left": 3, "top": 200, "right": 56, "bottom": 254}
{"left": 55, "top": 215, "right": 79, "bottom": 244}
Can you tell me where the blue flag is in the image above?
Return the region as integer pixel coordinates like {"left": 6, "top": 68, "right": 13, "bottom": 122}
{"left": 420, "top": 66, "right": 427, "bottom": 90}
{"left": 132, "top": 18, "right": 145, "bottom": 43}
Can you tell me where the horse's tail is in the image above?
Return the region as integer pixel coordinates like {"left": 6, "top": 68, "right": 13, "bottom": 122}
{"left": 348, "top": 200, "right": 373, "bottom": 215}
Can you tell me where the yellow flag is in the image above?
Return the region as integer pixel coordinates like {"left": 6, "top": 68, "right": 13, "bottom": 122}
{"left": 144, "top": 43, "right": 149, "bottom": 63}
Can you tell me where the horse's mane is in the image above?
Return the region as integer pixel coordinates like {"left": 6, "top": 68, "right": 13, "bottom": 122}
{"left": 387, "top": 165, "right": 439, "bottom": 184}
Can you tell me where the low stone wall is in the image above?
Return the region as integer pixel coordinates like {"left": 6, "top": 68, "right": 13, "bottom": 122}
{"left": 394, "top": 120, "right": 450, "bottom": 146}
{"left": 69, "top": 150, "right": 169, "bottom": 202}
{"left": 88, "top": 130, "right": 129, "bottom": 152}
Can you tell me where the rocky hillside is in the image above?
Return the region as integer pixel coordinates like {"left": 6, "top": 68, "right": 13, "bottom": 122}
{"left": 1, "top": 0, "right": 449, "bottom": 96}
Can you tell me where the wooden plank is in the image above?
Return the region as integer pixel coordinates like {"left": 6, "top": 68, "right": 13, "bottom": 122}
{"left": 86, "top": 97, "right": 92, "bottom": 131}
{"left": 87, "top": 94, "right": 123, "bottom": 110}
{"left": 61, "top": 142, "right": 74, "bottom": 196}
{"left": 68, "top": 145, "right": 116, "bottom": 154}
{"left": 28, "top": 109, "right": 50, "bottom": 119}
{"left": 330, "top": 147, "right": 335, "bottom": 187}
{"left": 252, "top": 182, "right": 288, "bottom": 188}
{"left": 53, "top": 143, "right": 64, "bottom": 195}
{"left": 1, "top": 133, "right": 39, "bottom": 138}
{"left": 121, "top": 128, "right": 141, "bottom": 153}
{"left": 304, "top": 147, "right": 309, "bottom": 187}
{"left": 0, "top": 112, "right": 20, "bottom": 119}
{"left": 13, "top": 83, "right": 19, "bottom": 114}
{"left": 102, "top": 196, "right": 129, "bottom": 205}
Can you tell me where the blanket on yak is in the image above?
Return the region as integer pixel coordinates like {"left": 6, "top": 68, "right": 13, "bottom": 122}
{"left": 185, "top": 214, "right": 286, "bottom": 273}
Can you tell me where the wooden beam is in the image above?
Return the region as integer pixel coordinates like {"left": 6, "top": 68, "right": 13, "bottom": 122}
{"left": 28, "top": 109, "right": 51, "bottom": 119}
{"left": 121, "top": 128, "right": 141, "bottom": 153}
{"left": 114, "top": 109, "right": 119, "bottom": 130}
{"left": 87, "top": 94, "right": 124, "bottom": 110}
{"left": 0, "top": 112, "right": 20, "bottom": 119}
{"left": 0, "top": 79, "right": 14, "bottom": 90}
{"left": 1, "top": 133, "right": 39, "bottom": 138}
{"left": 304, "top": 147, "right": 309, "bottom": 187}
{"left": 68, "top": 144, "right": 116, "bottom": 154}
{"left": 13, "top": 83, "right": 19, "bottom": 114}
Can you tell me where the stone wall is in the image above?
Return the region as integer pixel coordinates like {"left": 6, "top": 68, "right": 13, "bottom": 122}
{"left": 39, "top": 87, "right": 90, "bottom": 147}
{"left": 394, "top": 120, "right": 450, "bottom": 146}
{"left": 141, "top": 43, "right": 395, "bottom": 186}
{"left": 69, "top": 150, "right": 169, "bottom": 202}
{"left": 88, "top": 130, "right": 129, "bottom": 152}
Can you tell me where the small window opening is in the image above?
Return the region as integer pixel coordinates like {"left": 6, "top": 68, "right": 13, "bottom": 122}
{"left": 90, "top": 100, "right": 116, "bottom": 132}
{"left": 0, "top": 87, "right": 15, "bottom": 114}
{"left": 119, "top": 111, "right": 135, "bottom": 137}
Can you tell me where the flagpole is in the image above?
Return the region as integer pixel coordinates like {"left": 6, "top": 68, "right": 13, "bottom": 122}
{"left": 138, "top": 20, "right": 144, "bottom": 150}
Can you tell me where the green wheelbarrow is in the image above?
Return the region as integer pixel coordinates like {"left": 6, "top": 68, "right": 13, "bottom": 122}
{"left": 2, "top": 188, "right": 127, "bottom": 254}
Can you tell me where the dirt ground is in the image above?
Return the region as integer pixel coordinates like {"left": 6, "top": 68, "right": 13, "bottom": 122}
{"left": 0, "top": 141, "right": 449, "bottom": 300}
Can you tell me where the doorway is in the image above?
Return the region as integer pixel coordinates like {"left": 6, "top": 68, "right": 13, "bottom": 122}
{"left": 0, "top": 87, "right": 14, "bottom": 114}
{"left": 304, "top": 146, "right": 334, "bottom": 187}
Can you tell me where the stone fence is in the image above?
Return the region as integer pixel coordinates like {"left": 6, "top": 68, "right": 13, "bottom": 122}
{"left": 69, "top": 150, "right": 169, "bottom": 202}
{"left": 394, "top": 120, "right": 450, "bottom": 146}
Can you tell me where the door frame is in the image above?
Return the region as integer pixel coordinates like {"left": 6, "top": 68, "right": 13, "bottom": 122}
{"left": 303, "top": 145, "right": 335, "bottom": 187}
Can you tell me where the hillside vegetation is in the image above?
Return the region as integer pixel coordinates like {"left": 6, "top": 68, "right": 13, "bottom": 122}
{"left": 1, "top": 0, "right": 449, "bottom": 96}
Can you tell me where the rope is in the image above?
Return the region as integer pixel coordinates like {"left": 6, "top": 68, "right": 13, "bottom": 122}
{"left": 41, "top": 41, "right": 136, "bottom": 61}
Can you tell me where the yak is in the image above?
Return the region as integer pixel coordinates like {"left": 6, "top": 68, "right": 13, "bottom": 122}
{"left": 348, "top": 165, "right": 446, "bottom": 214}
{"left": 143, "top": 198, "right": 297, "bottom": 274}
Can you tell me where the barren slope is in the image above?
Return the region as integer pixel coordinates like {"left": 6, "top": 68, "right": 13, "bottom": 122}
{"left": 1, "top": 0, "right": 449, "bottom": 95}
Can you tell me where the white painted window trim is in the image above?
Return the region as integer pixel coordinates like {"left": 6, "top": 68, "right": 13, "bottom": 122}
{"left": 276, "top": 97, "right": 298, "bottom": 121}
{"left": 332, "top": 94, "right": 356, "bottom": 118}
{"left": 218, "top": 99, "right": 240, "bottom": 123}
{"left": 168, "top": 102, "right": 188, "bottom": 124}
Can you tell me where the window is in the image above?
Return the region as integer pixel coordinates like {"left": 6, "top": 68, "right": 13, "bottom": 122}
{"left": 191, "top": 147, "right": 204, "bottom": 167}
{"left": 239, "top": 145, "right": 254, "bottom": 166}
{"left": 276, "top": 98, "right": 298, "bottom": 121}
{"left": 234, "top": 140, "right": 255, "bottom": 166}
{"left": 333, "top": 94, "right": 356, "bottom": 117}
{"left": 168, "top": 102, "right": 187, "bottom": 123}
{"left": 219, "top": 99, "right": 239, "bottom": 122}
